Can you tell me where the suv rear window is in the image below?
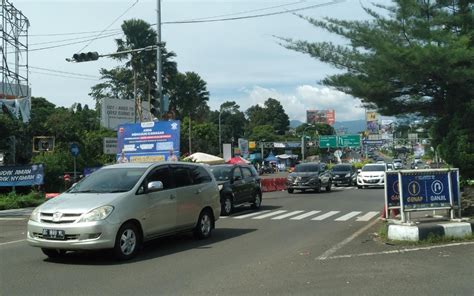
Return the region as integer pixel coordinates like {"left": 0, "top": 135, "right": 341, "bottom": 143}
{"left": 295, "top": 165, "right": 320, "bottom": 172}
{"left": 242, "top": 167, "right": 253, "bottom": 178}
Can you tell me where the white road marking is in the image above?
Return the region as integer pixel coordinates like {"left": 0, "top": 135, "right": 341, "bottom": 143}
{"left": 233, "top": 210, "right": 271, "bottom": 219}
{"left": 311, "top": 211, "right": 340, "bottom": 221}
{"left": 323, "top": 242, "right": 474, "bottom": 260}
{"left": 290, "top": 210, "right": 321, "bottom": 220}
{"left": 356, "top": 211, "right": 380, "bottom": 221}
{"left": 252, "top": 210, "right": 287, "bottom": 219}
{"left": 335, "top": 211, "right": 362, "bottom": 221}
{"left": 317, "top": 218, "right": 380, "bottom": 260}
{"left": 271, "top": 211, "right": 304, "bottom": 220}
{"left": 0, "top": 239, "right": 26, "bottom": 246}
{"left": 0, "top": 217, "right": 26, "bottom": 221}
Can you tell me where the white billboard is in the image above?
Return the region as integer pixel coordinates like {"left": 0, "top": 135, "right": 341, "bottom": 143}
{"left": 103, "top": 137, "right": 118, "bottom": 155}
{"left": 100, "top": 98, "right": 153, "bottom": 130}
{"left": 223, "top": 144, "right": 232, "bottom": 162}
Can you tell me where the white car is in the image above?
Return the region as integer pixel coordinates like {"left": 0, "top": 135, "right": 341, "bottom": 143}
{"left": 357, "top": 164, "right": 386, "bottom": 188}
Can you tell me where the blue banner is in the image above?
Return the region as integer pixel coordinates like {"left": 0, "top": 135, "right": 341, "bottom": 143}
{"left": 385, "top": 172, "right": 400, "bottom": 207}
{"left": 0, "top": 164, "right": 44, "bottom": 187}
{"left": 401, "top": 171, "right": 453, "bottom": 209}
{"left": 117, "top": 121, "right": 180, "bottom": 163}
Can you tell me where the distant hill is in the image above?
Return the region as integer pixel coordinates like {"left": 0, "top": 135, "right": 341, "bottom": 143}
{"left": 289, "top": 119, "right": 303, "bottom": 128}
{"left": 289, "top": 119, "right": 365, "bottom": 134}
{"left": 333, "top": 120, "right": 366, "bottom": 134}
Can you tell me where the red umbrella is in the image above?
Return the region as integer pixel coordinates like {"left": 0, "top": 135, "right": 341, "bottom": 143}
{"left": 226, "top": 156, "right": 249, "bottom": 164}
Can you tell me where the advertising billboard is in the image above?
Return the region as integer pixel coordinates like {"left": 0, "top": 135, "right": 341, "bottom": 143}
{"left": 116, "top": 121, "right": 180, "bottom": 162}
{"left": 0, "top": 164, "right": 44, "bottom": 187}
{"left": 100, "top": 98, "right": 153, "bottom": 130}
{"left": 238, "top": 138, "right": 249, "bottom": 159}
{"left": 306, "top": 110, "right": 336, "bottom": 126}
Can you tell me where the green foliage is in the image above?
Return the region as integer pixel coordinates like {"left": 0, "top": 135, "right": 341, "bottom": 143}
{"left": 0, "top": 191, "right": 44, "bottom": 210}
{"left": 249, "top": 125, "right": 282, "bottom": 142}
{"left": 246, "top": 98, "right": 290, "bottom": 135}
{"left": 282, "top": 0, "right": 473, "bottom": 177}
{"left": 180, "top": 118, "right": 219, "bottom": 156}
{"left": 169, "top": 72, "right": 210, "bottom": 121}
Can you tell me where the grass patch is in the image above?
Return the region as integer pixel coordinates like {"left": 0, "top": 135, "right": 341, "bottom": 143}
{"left": 377, "top": 222, "right": 474, "bottom": 246}
{"left": 0, "top": 191, "right": 45, "bottom": 210}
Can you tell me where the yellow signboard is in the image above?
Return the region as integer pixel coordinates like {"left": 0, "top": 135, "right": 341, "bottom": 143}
{"left": 366, "top": 112, "right": 377, "bottom": 121}
{"left": 249, "top": 141, "right": 256, "bottom": 149}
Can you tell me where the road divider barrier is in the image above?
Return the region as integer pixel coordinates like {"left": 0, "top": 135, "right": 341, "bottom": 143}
{"left": 261, "top": 178, "right": 287, "bottom": 192}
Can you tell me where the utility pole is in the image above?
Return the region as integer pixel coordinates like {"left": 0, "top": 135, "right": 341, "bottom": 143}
{"left": 156, "top": 0, "right": 163, "bottom": 117}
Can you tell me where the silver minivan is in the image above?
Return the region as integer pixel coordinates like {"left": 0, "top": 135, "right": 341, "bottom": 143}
{"left": 27, "top": 162, "right": 221, "bottom": 260}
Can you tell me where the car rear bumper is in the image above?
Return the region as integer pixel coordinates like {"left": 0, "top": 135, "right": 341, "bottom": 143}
{"left": 27, "top": 219, "right": 120, "bottom": 250}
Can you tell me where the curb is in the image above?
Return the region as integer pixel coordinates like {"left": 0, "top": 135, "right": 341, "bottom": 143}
{"left": 388, "top": 222, "right": 474, "bottom": 241}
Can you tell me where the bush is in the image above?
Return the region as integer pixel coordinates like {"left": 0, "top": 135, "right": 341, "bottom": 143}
{"left": 0, "top": 191, "right": 45, "bottom": 210}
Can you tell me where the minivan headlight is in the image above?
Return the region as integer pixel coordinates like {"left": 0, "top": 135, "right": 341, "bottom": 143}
{"left": 78, "top": 206, "right": 114, "bottom": 223}
{"left": 218, "top": 184, "right": 223, "bottom": 191}
{"left": 345, "top": 173, "right": 351, "bottom": 177}
{"left": 29, "top": 207, "right": 40, "bottom": 222}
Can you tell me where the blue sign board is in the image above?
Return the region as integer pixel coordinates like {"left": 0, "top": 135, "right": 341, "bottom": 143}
{"left": 385, "top": 172, "right": 400, "bottom": 207}
{"left": 0, "top": 164, "right": 44, "bottom": 187}
{"left": 401, "top": 171, "right": 455, "bottom": 209}
{"left": 363, "top": 139, "right": 384, "bottom": 145}
{"left": 70, "top": 143, "right": 80, "bottom": 157}
{"left": 117, "top": 120, "right": 180, "bottom": 162}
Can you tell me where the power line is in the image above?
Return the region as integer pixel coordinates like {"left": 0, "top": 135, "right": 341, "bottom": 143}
{"left": 26, "top": 32, "right": 122, "bottom": 52}
{"left": 162, "top": 0, "right": 344, "bottom": 24}
{"left": 29, "top": 32, "right": 121, "bottom": 46}
{"left": 29, "top": 66, "right": 100, "bottom": 79}
{"left": 29, "top": 70, "right": 100, "bottom": 81}
{"left": 76, "top": 0, "right": 139, "bottom": 53}
{"left": 25, "top": 0, "right": 343, "bottom": 53}
{"left": 187, "top": 0, "right": 307, "bottom": 21}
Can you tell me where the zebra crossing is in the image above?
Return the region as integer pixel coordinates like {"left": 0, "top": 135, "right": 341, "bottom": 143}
{"left": 220, "top": 209, "right": 380, "bottom": 222}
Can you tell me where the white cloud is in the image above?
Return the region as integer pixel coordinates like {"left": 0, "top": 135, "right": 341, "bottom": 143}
{"left": 234, "top": 85, "right": 365, "bottom": 123}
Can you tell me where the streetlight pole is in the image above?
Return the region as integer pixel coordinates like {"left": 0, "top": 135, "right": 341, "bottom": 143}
{"left": 156, "top": 0, "right": 163, "bottom": 117}
{"left": 218, "top": 108, "right": 222, "bottom": 156}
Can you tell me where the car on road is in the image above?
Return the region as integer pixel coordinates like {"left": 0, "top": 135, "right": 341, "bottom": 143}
{"left": 357, "top": 163, "right": 386, "bottom": 188}
{"left": 209, "top": 164, "right": 262, "bottom": 216}
{"left": 27, "top": 162, "right": 221, "bottom": 260}
{"left": 393, "top": 159, "right": 403, "bottom": 169}
{"left": 331, "top": 164, "right": 357, "bottom": 187}
{"left": 286, "top": 163, "right": 332, "bottom": 193}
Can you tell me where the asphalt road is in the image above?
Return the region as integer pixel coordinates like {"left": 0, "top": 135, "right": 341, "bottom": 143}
{"left": 1, "top": 187, "right": 473, "bottom": 295}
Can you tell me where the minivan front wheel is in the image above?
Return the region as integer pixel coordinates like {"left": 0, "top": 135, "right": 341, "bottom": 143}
{"left": 113, "top": 222, "right": 141, "bottom": 260}
{"left": 194, "top": 209, "right": 213, "bottom": 239}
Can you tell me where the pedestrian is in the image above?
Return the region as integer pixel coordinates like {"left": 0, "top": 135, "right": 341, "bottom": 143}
{"left": 117, "top": 152, "right": 129, "bottom": 163}
{"left": 168, "top": 150, "right": 178, "bottom": 161}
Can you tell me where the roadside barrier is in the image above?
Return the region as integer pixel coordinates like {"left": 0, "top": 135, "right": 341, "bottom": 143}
{"left": 261, "top": 178, "right": 287, "bottom": 192}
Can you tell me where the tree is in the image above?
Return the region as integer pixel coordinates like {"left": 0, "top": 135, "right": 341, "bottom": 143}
{"left": 169, "top": 72, "right": 210, "bottom": 121}
{"left": 90, "top": 19, "right": 178, "bottom": 106}
{"left": 249, "top": 125, "right": 281, "bottom": 142}
{"left": 295, "top": 123, "right": 335, "bottom": 137}
{"left": 282, "top": 0, "right": 473, "bottom": 177}
{"left": 209, "top": 101, "right": 248, "bottom": 146}
{"left": 246, "top": 98, "right": 290, "bottom": 135}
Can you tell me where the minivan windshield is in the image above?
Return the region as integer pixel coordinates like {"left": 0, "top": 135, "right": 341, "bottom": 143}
{"left": 295, "top": 165, "right": 319, "bottom": 172}
{"left": 68, "top": 168, "right": 147, "bottom": 193}
{"left": 362, "top": 165, "right": 386, "bottom": 172}
{"left": 332, "top": 165, "right": 351, "bottom": 171}
{"left": 210, "top": 166, "right": 232, "bottom": 181}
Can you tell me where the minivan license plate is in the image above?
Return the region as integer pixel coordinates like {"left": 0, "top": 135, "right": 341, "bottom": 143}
{"left": 42, "top": 229, "right": 65, "bottom": 240}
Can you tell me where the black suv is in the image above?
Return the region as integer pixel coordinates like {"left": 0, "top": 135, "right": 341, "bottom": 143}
{"left": 331, "top": 164, "right": 357, "bottom": 186}
{"left": 210, "top": 164, "right": 262, "bottom": 216}
{"left": 286, "top": 163, "right": 332, "bottom": 193}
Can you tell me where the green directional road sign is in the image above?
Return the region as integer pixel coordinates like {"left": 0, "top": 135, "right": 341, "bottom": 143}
{"left": 319, "top": 135, "right": 338, "bottom": 148}
{"left": 338, "top": 135, "right": 361, "bottom": 148}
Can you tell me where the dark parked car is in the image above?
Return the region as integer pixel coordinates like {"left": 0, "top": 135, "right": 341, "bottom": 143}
{"left": 210, "top": 164, "right": 262, "bottom": 216}
{"left": 286, "top": 163, "right": 332, "bottom": 193}
{"left": 331, "top": 164, "right": 357, "bottom": 186}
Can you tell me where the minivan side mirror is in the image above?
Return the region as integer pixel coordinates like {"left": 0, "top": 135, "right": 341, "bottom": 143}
{"left": 147, "top": 181, "right": 164, "bottom": 193}
{"left": 233, "top": 175, "right": 242, "bottom": 182}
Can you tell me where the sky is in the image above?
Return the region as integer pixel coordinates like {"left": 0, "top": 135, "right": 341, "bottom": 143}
{"left": 15, "top": 0, "right": 389, "bottom": 122}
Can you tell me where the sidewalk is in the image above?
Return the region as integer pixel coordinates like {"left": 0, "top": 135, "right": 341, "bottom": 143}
{"left": 0, "top": 207, "right": 34, "bottom": 217}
